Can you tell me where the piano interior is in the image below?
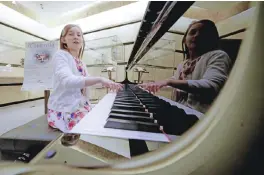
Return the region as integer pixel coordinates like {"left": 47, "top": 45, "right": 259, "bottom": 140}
{"left": 0, "top": 0, "right": 249, "bottom": 169}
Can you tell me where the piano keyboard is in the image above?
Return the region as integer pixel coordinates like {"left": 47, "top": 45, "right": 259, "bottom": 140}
{"left": 104, "top": 84, "right": 199, "bottom": 136}
{"left": 71, "top": 84, "right": 203, "bottom": 143}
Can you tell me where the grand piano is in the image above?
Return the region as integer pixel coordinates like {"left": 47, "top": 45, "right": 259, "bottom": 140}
{"left": 0, "top": 1, "right": 241, "bottom": 168}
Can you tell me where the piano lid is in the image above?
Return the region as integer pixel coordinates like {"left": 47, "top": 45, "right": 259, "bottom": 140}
{"left": 118, "top": 1, "right": 194, "bottom": 84}
{"left": 126, "top": 1, "right": 194, "bottom": 70}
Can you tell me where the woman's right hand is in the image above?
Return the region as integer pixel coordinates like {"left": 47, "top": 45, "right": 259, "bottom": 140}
{"left": 100, "top": 77, "right": 123, "bottom": 91}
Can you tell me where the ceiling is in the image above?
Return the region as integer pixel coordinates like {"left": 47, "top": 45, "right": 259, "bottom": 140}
{"left": 0, "top": 1, "right": 255, "bottom": 64}
{"left": 2, "top": 1, "right": 136, "bottom": 27}
{"left": 193, "top": 1, "right": 240, "bottom": 10}
{"left": 19, "top": 1, "right": 94, "bottom": 14}
{"left": 19, "top": 1, "right": 94, "bottom": 17}
{"left": 17, "top": 1, "right": 96, "bottom": 25}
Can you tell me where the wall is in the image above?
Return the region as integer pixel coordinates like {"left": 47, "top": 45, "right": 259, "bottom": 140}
{"left": 0, "top": 23, "right": 45, "bottom": 106}
{"left": 0, "top": 67, "right": 43, "bottom": 105}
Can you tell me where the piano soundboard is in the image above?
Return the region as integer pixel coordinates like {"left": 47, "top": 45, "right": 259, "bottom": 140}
{"left": 71, "top": 84, "right": 204, "bottom": 143}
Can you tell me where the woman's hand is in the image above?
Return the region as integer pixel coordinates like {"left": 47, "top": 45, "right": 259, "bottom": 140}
{"left": 100, "top": 77, "right": 123, "bottom": 91}
{"left": 138, "top": 80, "right": 169, "bottom": 93}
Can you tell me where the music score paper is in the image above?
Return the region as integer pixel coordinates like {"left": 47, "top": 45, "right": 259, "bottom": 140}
{"left": 71, "top": 93, "right": 204, "bottom": 143}
{"left": 21, "top": 41, "right": 58, "bottom": 91}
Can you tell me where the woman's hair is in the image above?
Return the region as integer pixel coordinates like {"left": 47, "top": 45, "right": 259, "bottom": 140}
{"left": 60, "top": 24, "right": 85, "bottom": 59}
{"left": 182, "top": 19, "right": 220, "bottom": 60}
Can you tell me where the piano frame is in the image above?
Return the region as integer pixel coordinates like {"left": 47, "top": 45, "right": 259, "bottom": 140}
{"left": 1, "top": 1, "right": 264, "bottom": 175}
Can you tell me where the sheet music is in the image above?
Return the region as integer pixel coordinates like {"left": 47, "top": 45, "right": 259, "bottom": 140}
{"left": 71, "top": 93, "right": 203, "bottom": 143}
{"left": 21, "top": 41, "right": 58, "bottom": 91}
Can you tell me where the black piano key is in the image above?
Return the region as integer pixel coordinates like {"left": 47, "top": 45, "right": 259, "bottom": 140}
{"left": 144, "top": 103, "right": 171, "bottom": 108}
{"left": 116, "top": 94, "right": 135, "bottom": 96}
{"left": 135, "top": 94, "right": 152, "bottom": 96}
{"left": 112, "top": 104, "right": 146, "bottom": 111}
{"left": 146, "top": 106, "right": 169, "bottom": 113}
{"left": 109, "top": 113, "right": 154, "bottom": 123}
{"left": 136, "top": 93, "right": 154, "bottom": 95}
{"left": 115, "top": 98, "right": 139, "bottom": 102}
{"left": 116, "top": 93, "right": 134, "bottom": 96}
{"left": 140, "top": 98, "right": 163, "bottom": 102}
{"left": 111, "top": 109, "right": 151, "bottom": 117}
{"left": 136, "top": 95, "right": 156, "bottom": 98}
{"left": 114, "top": 102, "right": 143, "bottom": 107}
{"left": 139, "top": 100, "right": 159, "bottom": 103}
{"left": 114, "top": 100, "right": 140, "bottom": 105}
{"left": 104, "top": 118, "right": 160, "bottom": 133}
{"left": 115, "top": 97, "right": 138, "bottom": 101}
{"left": 142, "top": 101, "right": 170, "bottom": 107}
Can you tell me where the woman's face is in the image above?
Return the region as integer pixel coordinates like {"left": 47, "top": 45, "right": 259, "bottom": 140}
{"left": 62, "top": 26, "right": 83, "bottom": 51}
{"left": 184, "top": 22, "right": 205, "bottom": 51}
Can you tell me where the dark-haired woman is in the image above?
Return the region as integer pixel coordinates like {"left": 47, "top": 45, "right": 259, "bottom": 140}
{"left": 140, "top": 20, "right": 232, "bottom": 113}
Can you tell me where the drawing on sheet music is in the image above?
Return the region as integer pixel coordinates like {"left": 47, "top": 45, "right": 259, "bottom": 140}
{"left": 21, "top": 40, "right": 58, "bottom": 91}
{"left": 35, "top": 52, "right": 50, "bottom": 63}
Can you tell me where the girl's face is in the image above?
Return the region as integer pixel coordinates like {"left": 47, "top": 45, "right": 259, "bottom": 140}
{"left": 184, "top": 22, "right": 205, "bottom": 50}
{"left": 62, "top": 26, "right": 83, "bottom": 52}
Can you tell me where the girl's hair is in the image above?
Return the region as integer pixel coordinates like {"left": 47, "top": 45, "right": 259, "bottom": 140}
{"left": 59, "top": 24, "right": 85, "bottom": 59}
{"left": 182, "top": 19, "right": 220, "bottom": 60}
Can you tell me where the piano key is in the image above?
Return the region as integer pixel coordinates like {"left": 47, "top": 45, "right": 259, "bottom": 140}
{"left": 114, "top": 102, "right": 143, "bottom": 107}
{"left": 139, "top": 98, "right": 163, "bottom": 101}
{"left": 111, "top": 109, "right": 152, "bottom": 117}
{"left": 114, "top": 100, "right": 140, "bottom": 104}
{"left": 109, "top": 113, "right": 154, "bottom": 123}
{"left": 146, "top": 106, "right": 170, "bottom": 113}
{"left": 112, "top": 104, "right": 146, "bottom": 111}
{"left": 144, "top": 103, "right": 171, "bottom": 108}
{"left": 135, "top": 93, "right": 155, "bottom": 96}
{"left": 115, "top": 97, "right": 138, "bottom": 101}
{"left": 116, "top": 93, "right": 135, "bottom": 96}
{"left": 116, "top": 93, "right": 134, "bottom": 96}
{"left": 104, "top": 118, "right": 160, "bottom": 133}
{"left": 116, "top": 93, "right": 136, "bottom": 97}
{"left": 141, "top": 101, "right": 169, "bottom": 106}
{"left": 116, "top": 95, "right": 137, "bottom": 98}
{"left": 116, "top": 92, "right": 135, "bottom": 95}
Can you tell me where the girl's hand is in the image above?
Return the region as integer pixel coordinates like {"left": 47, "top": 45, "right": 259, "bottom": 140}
{"left": 100, "top": 78, "right": 123, "bottom": 91}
